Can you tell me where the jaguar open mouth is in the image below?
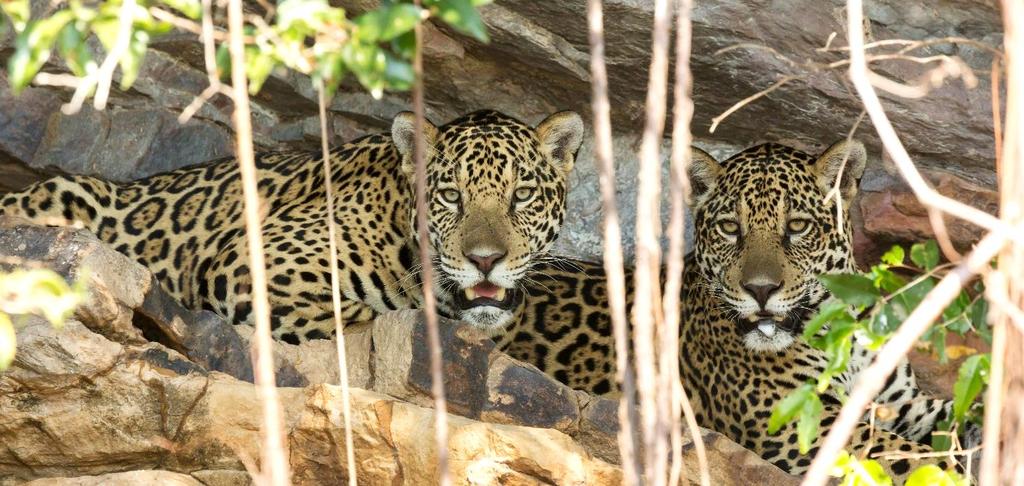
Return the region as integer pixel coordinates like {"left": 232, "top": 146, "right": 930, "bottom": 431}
{"left": 736, "top": 311, "right": 802, "bottom": 337}
{"left": 453, "top": 281, "right": 522, "bottom": 310}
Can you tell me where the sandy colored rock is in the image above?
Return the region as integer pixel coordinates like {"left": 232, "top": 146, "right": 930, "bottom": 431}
{"left": 291, "top": 384, "right": 623, "bottom": 485}
{"left": 22, "top": 471, "right": 204, "bottom": 486}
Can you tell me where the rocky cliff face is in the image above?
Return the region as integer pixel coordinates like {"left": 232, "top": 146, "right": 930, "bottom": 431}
{"left": 0, "top": 0, "right": 1002, "bottom": 262}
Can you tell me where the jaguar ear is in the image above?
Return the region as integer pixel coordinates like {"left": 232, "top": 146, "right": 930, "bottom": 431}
{"left": 686, "top": 147, "right": 721, "bottom": 207}
{"left": 536, "top": 111, "right": 584, "bottom": 175}
{"left": 391, "top": 111, "right": 439, "bottom": 175}
{"left": 813, "top": 139, "right": 867, "bottom": 200}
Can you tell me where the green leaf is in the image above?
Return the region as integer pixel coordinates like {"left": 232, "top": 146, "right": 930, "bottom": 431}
{"left": 803, "top": 300, "right": 849, "bottom": 341}
{"left": 0, "top": 313, "right": 15, "bottom": 371}
{"left": 880, "top": 245, "right": 905, "bottom": 266}
{"left": 57, "top": 24, "right": 95, "bottom": 77}
{"left": 910, "top": 240, "right": 940, "bottom": 270}
{"left": 870, "top": 267, "right": 905, "bottom": 294}
{"left": 852, "top": 460, "right": 893, "bottom": 486}
{"left": 953, "top": 353, "right": 990, "bottom": 424}
{"left": 159, "top": 0, "right": 202, "bottom": 20}
{"left": 356, "top": 4, "right": 422, "bottom": 42}
{"left": 932, "top": 418, "right": 953, "bottom": 451}
{"left": 797, "top": 393, "right": 823, "bottom": 454}
{"left": 818, "top": 327, "right": 853, "bottom": 392}
{"left": 429, "top": 0, "right": 489, "bottom": 42}
{"left": 1, "top": 0, "right": 30, "bottom": 32}
{"left": 905, "top": 465, "right": 968, "bottom": 486}
{"left": 971, "top": 298, "right": 991, "bottom": 344}
{"left": 818, "top": 273, "right": 880, "bottom": 308}
{"left": 382, "top": 55, "right": 413, "bottom": 90}
{"left": 898, "top": 277, "right": 936, "bottom": 312}
{"left": 768, "top": 383, "right": 813, "bottom": 434}
{"left": 246, "top": 48, "right": 277, "bottom": 95}
{"left": 8, "top": 10, "right": 76, "bottom": 92}
{"left": 930, "top": 325, "right": 948, "bottom": 363}
{"left": 390, "top": 30, "right": 417, "bottom": 59}
{"left": 215, "top": 43, "right": 232, "bottom": 80}
{"left": 119, "top": 30, "right": 150, "bottom": 90}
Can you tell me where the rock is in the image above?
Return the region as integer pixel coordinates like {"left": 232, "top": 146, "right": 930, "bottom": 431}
{"left": 857, "top": 169, "right": 998, "bottom": 261}
{"left": 21, "top": 470, "right": 204, "bottom": 486}
{"left": 290, "top": 384, "right": 624, "bottom": 486}
{"left": 0, "top": 0, "right": 1002, "bottom": 263}
{"left": 0, "top": 219, "right": 260, "bottom": 382}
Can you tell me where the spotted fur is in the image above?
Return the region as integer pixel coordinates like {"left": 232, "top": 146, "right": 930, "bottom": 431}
{"left": 0, "top": 109, "right": 584, "bottom": 342}
{"left": 502, "top": 141, "right": 978, "bottom": 479}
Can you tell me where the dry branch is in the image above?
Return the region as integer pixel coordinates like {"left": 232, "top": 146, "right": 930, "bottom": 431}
{"left": 666, "top": 1, "right": 709, "bottom": 485}
{"left": 585, "top": 0, "right": 641, "bottom": 483}
{"left": 989, "top": 2, "right": 1024, "bottom": 482}
{"left": 226, "top": 0, "right": 290, "bottom": 483}
{"left": 316, "top": 86, "right": 357, "bottom": 486}
{"left": 411, "top": 3, "right": 451, "bottom": 484}
{"left": 635, "top": 0, "right": 672, "bottom": 482}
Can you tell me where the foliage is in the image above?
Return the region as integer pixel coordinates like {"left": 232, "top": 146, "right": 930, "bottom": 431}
{"left": 0, "top": 268, "right": 87, "bottom": 370}
{"left": 2, "top": 0, "right": 492, "bottom": 99}
{"left": 769, "top": 240, "right": 991, "bottom": 480}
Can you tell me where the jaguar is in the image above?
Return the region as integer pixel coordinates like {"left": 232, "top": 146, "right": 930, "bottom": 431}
{"left": 499, "top": 140, "right": 977, "bottom": 479}
{"left": 0, "top": 109, "right": 584, "bottom": 343}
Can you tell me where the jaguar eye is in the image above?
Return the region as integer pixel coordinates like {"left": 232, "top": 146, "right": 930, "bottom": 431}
{"left": 786, "top": 219, "right": 810, "bottom": 234}
{"left": 439, "top": 189, "right": 461, "bottom": 204}
{"left": 717, "top": 220, "right": 740, "bottom": 236}
{"left": 514, "top": 186, "right": 536, "bottom": 203}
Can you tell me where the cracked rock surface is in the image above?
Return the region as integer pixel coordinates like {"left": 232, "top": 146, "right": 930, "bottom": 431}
{"left": 0, "top": 0, "right": 1002, "bottom": 261}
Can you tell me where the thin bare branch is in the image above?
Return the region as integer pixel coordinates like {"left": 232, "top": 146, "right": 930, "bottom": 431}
{"left": 823, "top": 109, "right": 867, "bottom": 228}
{"left": 636, "top": 0, "right": 673, "bottom": 482}
{"left": 586, "top": 0, "right": 640, "bottom": 482}
{"left": 708, "top": 75, "right": 805, "bottom": 133}
{"left": 666, "top": 1, "right": 709, "bottom": 484}
{"left": 800, "top": 230, "right": 1007, "bottom": 486}
{"left": 316, "top": 85, "right": 357, "bottom": 486}
{"left": 60, "top": 0, "right": 137, "bottom": 114}
{"left": 411, "top": 3, "right": 450, "bottom": 484}
{"left": 991, "top": 4, "right": 1024, "bottom": 481}
{"left": 993, "top": 59, "right": 1004, "bottom": 184}
{"left": 226, "top": 0, "right": 290, "bottom": 483}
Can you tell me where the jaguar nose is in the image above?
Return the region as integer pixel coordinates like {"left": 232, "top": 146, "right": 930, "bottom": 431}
{"left": 742, "top": 280, "right": 782, "bottom": 309}
{"left": 466, "top": 251, "right": 506, "bottom": 274}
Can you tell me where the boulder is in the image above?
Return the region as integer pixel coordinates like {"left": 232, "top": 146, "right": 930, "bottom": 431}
{"left": 0, "top": 0, "right": 1003, "bottom": 262}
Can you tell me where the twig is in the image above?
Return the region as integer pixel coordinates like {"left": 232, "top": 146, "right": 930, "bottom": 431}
{"left": 411, "top": 3, "right": 450, "bottom": 484}
{"left": 227, "top": 0, "right": 290, "bottom": 483}
{"left": 711, "top": 38, "right": 992, "bottom": 132}
{"left": 666, "top": 1, "right": 709, "bottom": 485}
{"left": 800, "top": 230, "right": 1008, "bottom": 486}
{"left": 175, "top": 0, "right": 233, "bottom": 124}
{"left": 842, "top": 1, "right": 1022, "bottom": 243}
{"left": 993, "top": 59, "right": 1004, "bottom": 185}
{"left": 978, "top": 295, "right": 1006, "bottom": 486}
{"left": 872, "top": 445, "right": 982, "bottom": 461}
{"left": 822, "top": 109, "right": 867, "bottom": 229}
{"left": 61, "top": 0, "right": 137, "bottom": 114}
{"left": 635, "top": 0, "right": 673, "bottom": 483}
{"left": 708, "top": 75, "right": 805, "bottom": 133}
{"left": 316, "top": 84, "right": 357, "bottom": 486}
{"left": 819, "top": 36, "right": 1004, "bottom": 58}
{"left": 150, "top": 7, "right": 231, "bottom": 41}
{"left": 586, "top": 0, "right": 640, "bottom": 482}
{"left": 928, "top": 209, "right": 963, "bottom": 263}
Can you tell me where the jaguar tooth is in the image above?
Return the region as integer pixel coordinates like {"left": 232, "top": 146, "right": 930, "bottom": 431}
{"left": 465, "top": 288, "right": 477, "bottom": 300}
{"left": 758, "top": 322, "right": 776, "bottom": 337}
{"left": 495, "top": 287, "right": 507, "bottom": 301}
